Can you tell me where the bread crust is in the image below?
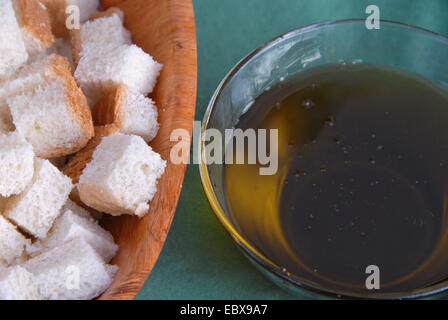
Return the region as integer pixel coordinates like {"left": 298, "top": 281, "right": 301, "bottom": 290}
{"left": 15, "top": 0, "right": 54, "bottom": 50}
{"left": 69, "top": 28, "right": 82, "bottom": 67}
{"left": 45, "top": 54, "right": 94, "bottom": 157}
{"left": 39, "top": 0, "right": 68, "bottom": 38}
{"left": 91, "top": 83, "right": 128, "bottom": 127}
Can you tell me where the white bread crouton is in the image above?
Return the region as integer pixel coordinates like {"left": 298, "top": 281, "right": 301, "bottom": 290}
{"left": 0, "top": 215, "right": 30, "bottom": 266}
{"left": 0, "top": 54, "right": 68, "bottom": 133}
{"left": 71, "top": 9, "right": 131, "bottom": 66}
{"left": 78, "top": 133, "right": 166, "bottom": 217}
{"left": 3, "top": 158, "right": 73, "bottom": 239}
{"left": 0, "top": 0, "right": 28, "bottom": 79}
{"left": 63, "top": 124, "right": 118, "bottom": 214}
{"left": 13, "top": 0, "right": 54, "bottom": 56}
{"left": 93, "top": 84, "right": 159, "bottom": 142}
{"left": 75, "top": 44, "right": 162, "bottom": 104}
{"left": 80, "top": 10, "right": 130, "bottom": 47}
{"left": 27, "top": 209, "right": 117, "bottom": 262}
{"left": 0, "top": 131, "right": 34, "bottom": 197}
{"left": 40, "top": 0, "right": 99, "bottom": 38}
{"left": 7, "top": 55, "right": 94, "bottom": 158}
{"left": 23, "top": 237, "right": 117, "bottom": 300}
{"left": 0, "top": 266, "right": 43, "bottom": 300}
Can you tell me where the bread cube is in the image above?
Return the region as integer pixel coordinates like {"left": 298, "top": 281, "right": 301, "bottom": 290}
{"left": 28, "top": 209, "right": 117, "bottom": 262}
{"left": 79, "top": 133, "right": 166, "bottom": 217}
{"left": 0, "top": 54, "right": 71, "bottom": 133}
{"left": 0, "top": 0, "right": 28, "bottom": 80}
{"left": 0, "top": 131, "right": 34, "bottom": 197}
{"left": 93, "top": 84, "right": 159, "bottom": 142}
{"left": 14, "top": 0, "right": 55, "bottom": 56}
{"left": 0, "top": 266, "right": 43, "bottom": 300}
{"left": 71, "top": 10, "right": 131, "bottom": 66}
{"left": 7, "top": 55, "right": 94, "bottom": 158}
{"left": 3, "top": 159, "right": 73, "bottom": 239}
{"left": 23, "top": 238, "right": 117, "bottom": 300}
{"left": 0, "top": 215, "right": 30, "bottom": 266}
{"left": 75, "top": 44, "right": 162, "bottom": 104}
{"left": 40, "top": 0, "right": 99, "bottom": 37}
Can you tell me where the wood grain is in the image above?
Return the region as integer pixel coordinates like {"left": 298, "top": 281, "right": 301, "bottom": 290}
{"left": 97, "top": 0, "right": 197, "bottom": 300}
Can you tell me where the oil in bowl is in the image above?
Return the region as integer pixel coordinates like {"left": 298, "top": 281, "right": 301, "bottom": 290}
{"left": 223, "top": 63, "right": 448, "bottom": 294}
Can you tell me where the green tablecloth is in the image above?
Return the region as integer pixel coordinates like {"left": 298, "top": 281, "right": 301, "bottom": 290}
{"left": 136, "top": 0, "right": 448, "bottom": 299}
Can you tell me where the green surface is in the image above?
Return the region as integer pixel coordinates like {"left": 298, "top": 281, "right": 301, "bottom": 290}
{"left": 136, "top": 0, "right": 448, "bottom": 299}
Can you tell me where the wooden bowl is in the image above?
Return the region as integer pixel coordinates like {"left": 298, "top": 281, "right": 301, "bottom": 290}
{"left": 98, "top": 0, "right": 197, "bottom": 300}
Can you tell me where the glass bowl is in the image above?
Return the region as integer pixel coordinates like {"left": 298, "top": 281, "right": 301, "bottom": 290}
{"left": 199, "top": 19, "right": 448, "bottom": 299}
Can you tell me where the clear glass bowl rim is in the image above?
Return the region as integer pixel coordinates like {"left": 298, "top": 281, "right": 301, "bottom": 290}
{"left": 198, "top": 18, "right": 448, "bottom": 299}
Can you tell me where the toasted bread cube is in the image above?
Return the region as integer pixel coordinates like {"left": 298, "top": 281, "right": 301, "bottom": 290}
{"left": 14, "top": 0, "right": 54, "bottom": 56}
{"left": 0, "top": 131, "right": 34, "bottom": 197}
{"left": 40, "top": 0, "right": 99, "bottom": 38}
{"left": 71, "top": 9, "right": 131, "bottom": 66}
{"left": 78, "top": 133, "right": 166, "bottom": 217}
{"left": 3, "top": 159, "right": 73, "bottom": 239}
{"left": 23, "top": 238, "right": 117, "bottom": 300}
{"left": 27, "top": 209, "right": 117, "bottom": 261}
{"left": 0, "top": 215, "right": 30, "bottom": 266}
{"left": 0, "top": 0, "right": 28, "bottom": 79}
{"left": 7, "top": 56, "right": 94, "bottom": 158}
{"left": 75, "top": 44, "right": 162, "bottom": 104}
{"left": 93, "top": 84, "right": 159, "bottom": 142}
{"left": 0, "top": 266, "right": 43, "bottom": 300}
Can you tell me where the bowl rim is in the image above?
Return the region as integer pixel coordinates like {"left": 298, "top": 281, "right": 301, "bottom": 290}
{"left": 198, "top": 18, "right": 448, "bottom": 299}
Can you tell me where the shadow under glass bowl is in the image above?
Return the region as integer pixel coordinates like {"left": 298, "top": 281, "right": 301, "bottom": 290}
{"left": 199, "top": 19, "right": 448, "bottom": 299}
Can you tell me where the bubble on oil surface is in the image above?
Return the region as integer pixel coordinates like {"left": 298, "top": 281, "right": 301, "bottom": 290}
{"left": 302, "top": 99, "right": 314, "bottom": 110}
